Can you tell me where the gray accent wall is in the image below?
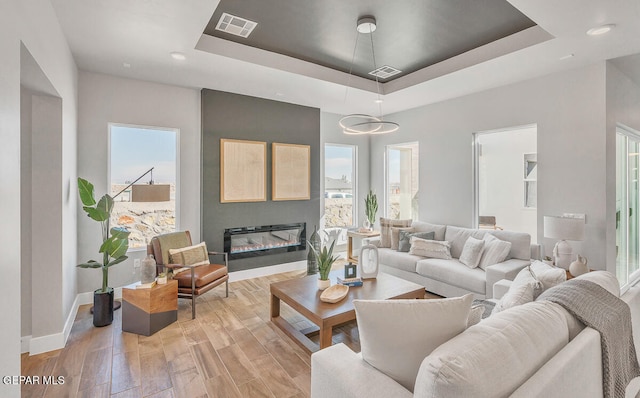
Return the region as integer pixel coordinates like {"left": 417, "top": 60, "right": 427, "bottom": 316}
{"left": 201, "top": 89, "right": 321, "bottom": 272}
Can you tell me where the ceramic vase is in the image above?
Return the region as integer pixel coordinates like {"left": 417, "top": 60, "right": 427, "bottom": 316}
{"left": 307, "top": 226, "right": 321, "bottom": 275}
{"left": 317, "top": 278, "right": 331, "bottom": 291}
{"left": 141, "top": 254, "right": 157, "bottom": 284}
{"left": 569, "top": 254, "right": 589, "bottom": 277}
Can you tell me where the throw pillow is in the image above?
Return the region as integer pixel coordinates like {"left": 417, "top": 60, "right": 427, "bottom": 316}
{"left": 467, "top": 304, "right": 485, "bottom": 327}
{"left": 530, "top": 260, "right": 566, "bottom": 291}
{"left": 354, "top": 294, "right": 473, "bottom": 392}
{"left": 493, "top": 266, "right": 542, "bottom": 313}
{"left": 477, "top": 234, "right": 511, "bottom": 270}
{"left": 379, "top": 218, "right": 412, "bottom": 248}
{"left": 459, "top": 236, "right": 485, "bottom": 269}
{"left": 169, "top": 242, "right": 210, "bottom": 267}
{"left": 409, "top": 237, "right": 452, "bottom": 259}
{"left": 390, "top": 227, "right": 414, "bottom": 250}
{"left": 398, "top": 230, "right": 435, "bottom": 252}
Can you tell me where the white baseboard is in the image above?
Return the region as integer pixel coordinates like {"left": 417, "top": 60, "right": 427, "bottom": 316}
{"left": 21, "top": 335, "right": 31, "bottom": 354}
{"left": 23, "top": 264, "right": 301, "bottom": 355}
{"left": 228, "top": 260, "right": 306, "bottom": 282}
{"left": 26, "top": 288, "right": 124, "bottom": 356}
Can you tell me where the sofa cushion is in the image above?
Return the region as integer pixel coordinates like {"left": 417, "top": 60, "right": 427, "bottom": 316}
{"left": 444, "top": 226, "right": 484, "bottom": 259}
{"left": 410, "top": 221, "right": 447, "bottom": 241}
{"left": 380, "top": 218, "right": 412, "bottom": 248}
{"left": 409, "top": 238, "right": 452, "bottom": 260}
{"left": 530, "top": 260, "right": 567, "bottom": 291}
{"left": 416, "top": 258, "right": 486, "bottom": 294}
{"left": 493, "top": 262, "right": 567, "bottom": 314}
{"left": 459, "top": 236, "right": 485, "bottom": 269}
{"left": 414, "top": 300, "right": 570, "bottom": 397}
{"left": 378, "top": 248, "right": 423, "bottom": 273}
{"left": 390, "top": 227, "right": 413, "bottom": 250}
{"left": 398, "top": 230, "right": 435, "bottom": 252}
{"left": 493, "top": 267, "right": 538, "bottom": 313}
{"left": 478, "top": 234, "right": 511, "bottom": 270}
{"left": 354, "top": 294, "right": 473, "bottom": 392}
{"left": 490, "top": 230, "right": 531, "bottom": 260}
{"left": 577, "top": 270, "right": 620, "bottom": 296}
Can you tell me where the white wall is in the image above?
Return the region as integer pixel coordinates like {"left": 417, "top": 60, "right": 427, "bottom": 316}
{"left": 478, "top": 126, "right": 537, "bottom": 241}
{"left": 77, "top": 71, "right": 201, "bottom": 293}
{"left": 605, "top": 63, "right": 640, "bottom": 275}
{"left": 370, "top": 63, "right": 607, "bottom": 268}
{"left": 1, "top": 0, "right": 78, "bottom": 394}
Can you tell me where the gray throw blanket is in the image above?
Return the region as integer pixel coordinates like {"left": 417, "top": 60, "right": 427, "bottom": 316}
{"left": 537, "top": 279, "right": 640, "bottom": 398}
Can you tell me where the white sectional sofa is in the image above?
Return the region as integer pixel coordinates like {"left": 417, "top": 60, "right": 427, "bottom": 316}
{"left": 311, "top": 271, "right": 640, "bottom": 398}
{"left": 371, "top": 221, "right": 532, "bottom": 298}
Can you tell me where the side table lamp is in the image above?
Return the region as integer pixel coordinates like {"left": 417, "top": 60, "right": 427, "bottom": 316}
{"left": 543, "top": 215, "right": 585, "bottom": 269}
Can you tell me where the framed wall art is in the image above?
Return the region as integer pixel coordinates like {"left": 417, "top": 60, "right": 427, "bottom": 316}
{"left": 220, "top": 139, "right": 267, "bottom": 203}
{"left": 272, "top": 142, "right": 310, "bottom": 201}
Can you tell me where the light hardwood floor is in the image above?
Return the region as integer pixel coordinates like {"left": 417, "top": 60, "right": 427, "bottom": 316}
{"left": 21, "top": 269, "right": 364, "bottom": 398}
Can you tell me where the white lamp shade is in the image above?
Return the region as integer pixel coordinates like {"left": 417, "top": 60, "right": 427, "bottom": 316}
{"left": 543, "top": 216, "right": 585, "bottom": 241}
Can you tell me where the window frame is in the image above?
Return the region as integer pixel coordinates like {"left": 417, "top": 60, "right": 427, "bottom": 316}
{"left": 616, "top": 124, "right": 640, "bottom": 293}
{"left": 108, "top": 122, "right": 180, "bottom": 252}
{"left": 323, "top": 143, "right": 358, "bottom": 229}
{"left": 384, "top": 141, "right": 419, "bottom": 220}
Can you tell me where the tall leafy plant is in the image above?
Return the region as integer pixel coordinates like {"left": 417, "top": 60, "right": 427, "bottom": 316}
{"left": 365, "top": 190, "right": 378, "bottom": 226}
{"left": 77, "top": 178, "right": 130, "bottom": 293}
{"left": 309, "top": 240, "right": 340, "bottom": 281}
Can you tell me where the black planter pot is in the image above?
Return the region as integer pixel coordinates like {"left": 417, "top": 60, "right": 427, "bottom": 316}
{"left": 93, "top": 288, "right": 114, "bottom": 327}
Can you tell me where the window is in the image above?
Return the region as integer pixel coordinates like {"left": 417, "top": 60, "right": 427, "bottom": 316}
{"left": 616, "top": 126, "right": 640, "bottom": 292}
{"left": 386, "top": 142, "right": 419, "bottom": 220}
{"left": 324, "top": 144, "right": 356, "bottom": 228}
{"left": 109, "top": 124, "right": 178, "bottom": 250}
{"left": 474, "top": 125, "right": 537, "bottom": 241}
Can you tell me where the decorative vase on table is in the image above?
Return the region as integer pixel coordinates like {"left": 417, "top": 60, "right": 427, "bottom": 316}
{"left": 569, "top": 254, "right": 589, "bottom": 277}
{"left": 363, "top": 219, "right": 371, "bottom": 232}
{"left": 307, "top": 225, "right": 321, "bottom": 275}
{"left": 317, "top": 278, "right": 331, "bottom": 291}
{"left": 141, "top": 254, "right": 157, "bottom": 284}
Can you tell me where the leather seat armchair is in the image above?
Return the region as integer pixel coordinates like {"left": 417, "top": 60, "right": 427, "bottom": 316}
{"left": 148, "top": 231, "right": 229, "bottom": 319}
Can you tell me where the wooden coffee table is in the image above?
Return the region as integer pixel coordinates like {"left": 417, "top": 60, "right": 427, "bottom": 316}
{"left": 270, "top": 270, "right": 424, "bottom": 353}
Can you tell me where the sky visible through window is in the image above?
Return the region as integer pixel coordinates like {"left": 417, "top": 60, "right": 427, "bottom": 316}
{"left": 110, "top": 125, "right": 176, "bottom": 184}
{"left": 387, "top": 149, "right": 400, "bottom": 185}
{"left": 325, "top": 145, "right": 353, "bottom": 181}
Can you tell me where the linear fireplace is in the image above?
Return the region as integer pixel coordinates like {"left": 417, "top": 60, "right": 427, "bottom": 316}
{"left": 224, "top": 223, "right": 306, "bottom": 260}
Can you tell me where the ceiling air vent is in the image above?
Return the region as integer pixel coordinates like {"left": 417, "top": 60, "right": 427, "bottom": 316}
{"left": 368, "top": 65, "right": 402, "bottom": 79}
{"left": 215, "top": 12, "right": 258, "bottom": 38}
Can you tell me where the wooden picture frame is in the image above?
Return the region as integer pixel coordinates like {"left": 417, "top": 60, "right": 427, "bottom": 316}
{"left": 272, "top": 143, "right": 311, "bottom": 201}
{"left": 220, "top": 139, "right": 267, "bottom": 203}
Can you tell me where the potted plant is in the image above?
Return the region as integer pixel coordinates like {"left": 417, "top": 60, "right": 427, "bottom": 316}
{"left": 77, "top": 178, "right": 130, "bottom": 327}
{"left": 309, "top": 239, "right": 340, "bottom": 290}
{"left": 365, "top": 190, "right": 378, "bottom": 230}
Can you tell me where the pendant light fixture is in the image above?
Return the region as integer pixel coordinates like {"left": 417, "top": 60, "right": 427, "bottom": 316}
{"left": 339, "top": 16, "right": 399, "bottom": 135}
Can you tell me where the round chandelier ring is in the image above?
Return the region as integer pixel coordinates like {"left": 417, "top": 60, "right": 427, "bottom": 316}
{"left": 339, "top": 114, "right": 399, "bottom": 135}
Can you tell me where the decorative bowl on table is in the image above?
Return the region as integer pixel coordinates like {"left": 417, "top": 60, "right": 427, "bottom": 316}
{"left": 320, "top": 284, "right": 349, "bottom": 303}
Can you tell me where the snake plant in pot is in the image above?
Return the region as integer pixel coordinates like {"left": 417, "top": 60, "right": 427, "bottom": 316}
{"left": 309, "top": 239, "right": 340, "bottom": 290}
{"left": 77, "top": 178, "right": 130, "bottom": 327}
{"left": 365, "top": 190, "right": 378, "bottom": 230}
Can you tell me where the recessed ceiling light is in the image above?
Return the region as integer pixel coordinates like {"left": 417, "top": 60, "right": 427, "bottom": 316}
{"left": 587, "top": 24, "right": 615, "bottom": 36}
{"left": 374, "top": 99, "right": 383, "bottom": 104}
{"left": 123, "top": 62, "right": 131, "bottom": 68}
{"left": 559, "top": 54, "right": 574, "bottom": 60}
{"left": 170, "top": 52, "right": 186, "bottom": 60}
